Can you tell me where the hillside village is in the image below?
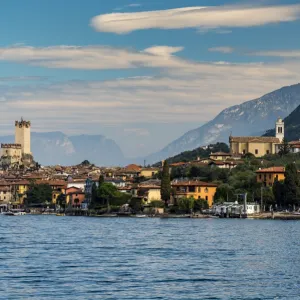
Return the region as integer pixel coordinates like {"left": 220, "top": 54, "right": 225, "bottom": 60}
{"left": 1, "top": 117, "right": 300, "bottom": 216}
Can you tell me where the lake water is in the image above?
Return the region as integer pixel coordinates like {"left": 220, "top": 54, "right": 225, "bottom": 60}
{"left": 1, "top": 215, "right": 300, "bottom": 300}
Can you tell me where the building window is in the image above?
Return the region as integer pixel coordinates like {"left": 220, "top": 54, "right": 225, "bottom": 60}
{"left": 243, "top": 149, "right": 246, "bottom": 154}
{"left": 255, "top": 149, "right": 258, "bottom": 155}
{"left": 198, "top": 187, "right": 201, "bottom": 193}
{"left": 205, "top": 196, "right": 208, "bottom": 201}
{"left": 269, "top": 174, "right": 271, "bottom": 179}
{"left": 204, "top": 188, "right": 208, "bottom": 193}
{"left": 278, "top": 127, "right": 282, "bottom": 134}
{"left": 189, "top": 186, "right": 195, "bottom": 192}
{"left": 266, "top": 150, "right": 270, "bottom": 155}
{"left": 259, "top": 174, "right": 262, "bottom": 179}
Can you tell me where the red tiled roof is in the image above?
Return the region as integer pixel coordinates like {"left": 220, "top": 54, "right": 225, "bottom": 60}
{"left": 230, "top": 136, "right": 280, "bottom": 143}
{"left": 125, "top": 164, "right": 142, "bottom": 172}
{"left": 171, "top": 180, "right": 218, "bottom": 187}
{"left": 256, "top": 167, "right": 285, "bottom": 173}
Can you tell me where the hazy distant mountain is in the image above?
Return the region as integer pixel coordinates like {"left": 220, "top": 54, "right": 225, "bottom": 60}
{"left": 145, "top": 83, "right": 300, "bottom": 163}
{"left": 0, "top": 132, "right": 124, "bottom": 166}
{"left": 263, "top": 104, "right": 300, "bottom": 141}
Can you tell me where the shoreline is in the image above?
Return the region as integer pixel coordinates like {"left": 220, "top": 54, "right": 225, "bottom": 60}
{"left": 22, "top": 212, "right": 300, "bottom": 220}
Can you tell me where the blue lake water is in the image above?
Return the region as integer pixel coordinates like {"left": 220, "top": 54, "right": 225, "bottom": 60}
{"left": 1, "top": 215, "right": 300, "bottom": 299}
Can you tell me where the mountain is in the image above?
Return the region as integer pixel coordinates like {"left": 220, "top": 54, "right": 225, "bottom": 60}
{"left": 0, "top": 132, "right": 124, "bottom": 166}
{"left": 146, "top": 83, "right": 300, "bottom": 163}
{"left": 263, "top": 104, "right": 300, "bottom": 141}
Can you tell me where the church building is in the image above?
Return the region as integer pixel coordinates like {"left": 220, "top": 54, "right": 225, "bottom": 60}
{"left": 229, "top": 118, "right": 284, "bottom": 157}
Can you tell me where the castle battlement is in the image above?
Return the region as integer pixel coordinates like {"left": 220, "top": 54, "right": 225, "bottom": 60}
{"left": 1, "top": 143, "right": 22, "bottom": 149}
{"left": 15, "top": 119, "right": 31, "bottom": 128}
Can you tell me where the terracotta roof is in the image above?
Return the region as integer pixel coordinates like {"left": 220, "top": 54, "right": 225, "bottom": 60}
{"left": 171, "top": 180, "right": 218, "bottom": 187}
{"left": 229, "top": 136, "right": 280, "bottom": 143}
{"left": 256, "top": 167, "right": 285, "bottom": 173}
{"left": 124, "top": 164, "right": 142, "bottom": 172}
{"left": 289, "top": 141, "right": 300, "bottom": 148}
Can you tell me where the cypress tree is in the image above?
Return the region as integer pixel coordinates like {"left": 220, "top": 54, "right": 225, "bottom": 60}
{"left": 278, "top": 138, "right": 291, "bottom": 157}
{"left": 161, "top": 161, "right": 171, "bottom": 207}
{"left": 98, "top": 175, "right": 105, "bottom": 187}
{"left": 284, "top": 163, "right": 299, "bottom": 207}
{"left": 272, "top": 178, "right": 284, "bottom": 209}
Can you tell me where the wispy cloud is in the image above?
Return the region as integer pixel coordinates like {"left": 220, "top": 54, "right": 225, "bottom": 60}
{"left": 0, "top": 45, "right": 187, "bottom": 70}
{"left": 208, "top": 46, "right": 234, "bottom": 54}
{"left": 0, "top": 76, "right": 49, "bottom": 82}
{"left": 90, "top": 4, "right": 300, "bottom": 34}
{"left": 143, "top": 46, "right": 184, "bottom": 56}
{"left": 251, "top": 50, "right": 300, "bottom": 58}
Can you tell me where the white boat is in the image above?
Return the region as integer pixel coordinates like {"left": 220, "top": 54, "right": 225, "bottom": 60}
{"left": 2, "top": 210, "right": 26, "bottom": 216}
{"left": 135, "top": 214, "right": 148, "bottom": 218}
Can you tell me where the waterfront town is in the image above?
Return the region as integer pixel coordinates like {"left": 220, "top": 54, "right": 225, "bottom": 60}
{"left": 1, "top": 118, "right": 300, "bottom": 219}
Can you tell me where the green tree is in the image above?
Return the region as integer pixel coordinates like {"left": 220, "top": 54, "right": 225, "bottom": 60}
{"left": 194, "top": 198, "right": 209, "bottom": 212}
{"left": 98, "top": 183, "right": 117, "bottom": 207}
{"left": 177, "top": 197, "right": 194, "bottom": 213}
{"left": 278, "top": 138, "right": 291, "bottom": 157}
{"left": 90, "top": 182, "right": 98, "bottom": 205}
{"left": 26, "top": 183, "right": 52, "bottom": 205}
{"left": 284, "top": 163, "right": 300, "bottom": 207}
{"left": 214, "top": 183, "right": 234, "bottom": 203}
{"left": 98, "top": 175, "right": 105, "bottom": 187}
{"left": 161, "top": 161, "right": 171, "bottom": 206}
{"left": 56, "top": 193, "right": 66, "bottom": 211}
{"left": 272, "top": 178, "right": 284, "bottom": 208}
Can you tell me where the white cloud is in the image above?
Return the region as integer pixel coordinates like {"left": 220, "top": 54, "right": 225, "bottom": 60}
{"left": 252, "top": 50, "right": 300, "bottom": 58}
{"left": 143, "top": 46, "right": 184, "bottom": 56}
{"left": 90, "top": 4, "right": 300, "bottom": 34}
{"left": 208, "top": 46, "right": 234, "bottom": 54}
{"left": 0, "top": 45, "right": 187, "bottom": 70}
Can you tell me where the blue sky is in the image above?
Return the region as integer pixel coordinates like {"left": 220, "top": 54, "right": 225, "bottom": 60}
{"left": 1, "top": 0, "right": 300, "bottom": 157}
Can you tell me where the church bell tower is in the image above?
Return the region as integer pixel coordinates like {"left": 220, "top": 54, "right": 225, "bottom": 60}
{"left": 275, "top": 117, "right": 284, "bottom": 142}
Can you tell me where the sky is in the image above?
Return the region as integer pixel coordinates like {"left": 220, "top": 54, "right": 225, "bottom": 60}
{"left": 1, "top": 0, "right": 300, "bottom": 158}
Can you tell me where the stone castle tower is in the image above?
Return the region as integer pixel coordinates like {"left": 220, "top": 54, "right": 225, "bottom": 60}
{"left": 15, "top": 118, "right": 31, "bottom": 155}
{"left": 275, "top": 117, "right": 284, "bottom": 142}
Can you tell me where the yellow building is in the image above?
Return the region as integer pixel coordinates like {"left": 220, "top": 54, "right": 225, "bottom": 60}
{"left": 256, "top": 167, "right": 286, "bottom": 187}
{"left": 229, "top": 118, "right": 284, "bottom": 157}
{"left": 209, "top": 152, "right": 232, "bottom": 161}
{"left": 138, "top": 168, "right": 159, "bottom": 178}
{"left": 172, "top": 180, "right": 218, "bottom": 207}
{"left": 137, "top": 179, "right": 161, "bottom": 204}
{"left": 11, "top": 180, "right": 66, "bottom": 206}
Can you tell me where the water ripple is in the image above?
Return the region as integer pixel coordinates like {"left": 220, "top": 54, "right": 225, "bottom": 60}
{"left": 1, "top": 216, "right": 300, "bottom": 299}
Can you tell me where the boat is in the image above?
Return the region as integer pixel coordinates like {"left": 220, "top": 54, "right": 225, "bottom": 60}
{"left": 2, "top": 211, "right": 15, "bottom": 216}
{"left": 2, "top": 210, "right": 26, "bottom": 216}
{"left": 135, "top": 214, "right": 148, "bottom": 218}
{"left": 56, "top": 213, "right": 65, "bottom": 216}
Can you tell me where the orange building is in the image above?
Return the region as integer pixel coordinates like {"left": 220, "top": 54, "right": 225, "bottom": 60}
{"left": 256, "top": 167, "right": 286, "bottom": 187}
{"left": 65, "top": 187, "right": 85, "bottom": 208}
{"left": 171, "top": 180, "right": 218, "bottom": 207}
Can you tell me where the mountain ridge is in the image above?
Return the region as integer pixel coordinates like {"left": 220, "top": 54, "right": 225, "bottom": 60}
{"left": 145, "top": 83, "right": 300, "bottom": 164}
{"left": 0, "top": 131, "right": 125, "bottom": 166}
